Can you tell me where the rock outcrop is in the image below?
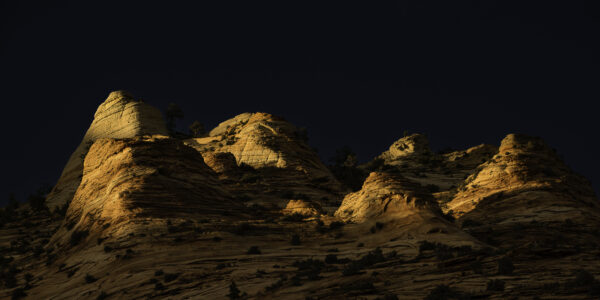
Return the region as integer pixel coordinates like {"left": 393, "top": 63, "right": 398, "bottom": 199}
{"left": 335, "top": 172, "right": 440, "bottom": 222}
{"left": 444, "top": 134, "right": 600, "bottom": 250}
{"left": 335, "top": 171, "right": 479, "bottom": 247}
{"left": 185, "top": 112, "right": 344, "bottom": 210}
{"left": 378, "top": 133, "right": 432, "bottom": 162}
{"left": 51, "top": 136, "right": 237, "bottom": 248}
{"left": 46, "top": 91, "right": 168, "bottom": 209}
{"left": 447, "top": 134, "right": 599, "bottom": 218}
{"left": 365, "top": 134, "right": 497, "bottom": 193}
{"left": 192, "top": 113, "right": 330, "bottom": 175}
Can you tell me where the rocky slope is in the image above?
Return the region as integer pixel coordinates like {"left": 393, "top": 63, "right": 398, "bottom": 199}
{"left": 49, "top": 136, "right": 241, "bottom": 251}
{"left": 45, "top": 91, "right": 168, "bottom": 210}
{"left": 185, "top": 112, "right": 345, "bottom": 213}
{"left": 2, "top": 92, "right": 600, "bottom": 300}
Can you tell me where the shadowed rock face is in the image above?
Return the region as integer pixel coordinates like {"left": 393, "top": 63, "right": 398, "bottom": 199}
{"left": 45, "top": 91, "right": 168, "bottom": 209}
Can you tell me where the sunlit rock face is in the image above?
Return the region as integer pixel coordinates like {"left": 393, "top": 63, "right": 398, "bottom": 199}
{"left": 197, "top": 112, "right": 332, "bottom": 176}
{"left": 46, "top": 91, "right": 168, "bottom": 209}
{"left": 368, "top": 133, "right": 498, "bottom": 192}
{"left": 334, "top": 171, "right": 479, "bottom": 246}
{"left": 335, "top": 171, "right": 440, "bottom": 223}
{"left": 186, "top": 112, "right": 345, "bottom": 210}
{"left": 379, "top": 133, "right": 432, "bottom": 161}
{"left": 448, "top": 133, "right": 599, "bottom": 218}
{"left": 445, "top": 133, "right": 600, "bottom": 248}
{"left": 50, "top": 136, "right": 238, "bottom": 248}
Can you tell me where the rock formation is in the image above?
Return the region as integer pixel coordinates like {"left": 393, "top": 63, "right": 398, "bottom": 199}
{"left": 50, "top": 136, "right": 238, "bottom": 249}
{"left": 445, "top": 134, "right": 600, "bottom": 249}
{"left": 335, "top": 172, "right": 440, "bottom": 222}
{"left": 185, "top": 112, "right": 344, "bottom": 211}
{"left": 378, "top": 133, "right": 432, "bottom": 162}
{"left": 2, "top": 94, "right": 600, "bottom": 300}
{"left": 45, "top": 91, "right": 168, "bottom": 209}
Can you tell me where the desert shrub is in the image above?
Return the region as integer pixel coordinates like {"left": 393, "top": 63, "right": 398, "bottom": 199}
{"left": 291, "top": 234, "right": 301, "bottom": 245}
{"left": 342, "top": 248, "right": 385, "bottom": 276}
{"left": 486, "top": 279, "right": 505, "bottom": 291}
{"left": 164, "top": 273, "right": 179, "bottom": 282}
{"left": 85, "top": 274, "right": 97, "bottom": 283}
{"left": 227, "top": 281, "right": 241, "bottom": 299}
{"left": 364, "top": 157, "right": 386, "bottom": 172}
{"left": 328, "top": 146, "right": 367, "bottom": 191}
{"left": 310, "top": 176, "right": 330, "bottom": 184}
{"left": 340, "top": 280, "right": 375, "bottom": 292}
{"left": 67, "top": 268, "right": 78, "bottom": 278}
{"left": 53, "top": 202, "right": 69, "bottom": 217}
{"left": 281, "top": 190, "right": 295, "bottom": 199}
{"left": 571, "top": 269, "right": 596, "bottom": 287}
{"left": 103, "top": 246, "right": 113, "bottom": 253}
{"left": 497, "top": 257, "right": 514, "bottom": 275}
{"left": 329, "top": 165, "right": 367, "bottom": 192}
{"left": 232, "top": 222, "right": 255, "bottom": 235}
{"left": 418, "top": 241, "right": 463, "bottom": 260}
{"left": 154, "top": 270, "right": 164, "bottom": 276}
{"left": 442, "top": 210, "right": 455, "bottom": 223}
{"left": 32, "top": 245, "right": 44, "bottom": 257}
{"left": 3, "top": 268, "right": 18, "bottom": 288}
{"left": 370, "top": 222, "right": 385, "bottom": 233}
{"left": 419, "top": 241, "right": 437, "bottom": 252}
{"left": 424, "top": 284, "right": 464, "bottom": 300}
{"left": 240, "top": 173, "right": 261, "bottom": 183}
{"left": 281, "top": 213, "right": 305, "bottom": 222}
{"left": 265, "top": 275, "right": 286, "bottom": 292}
{"left": 329, "top": 221, "right": 344, "bottom": 230}
{"left": 28, "top": 195, "right": 47, "bottom": 212}
{"left": 292, "top": 193, "right": 310, "bottom": 201}
{"left": 165, "top": 102, "right": 184, "bottom": 135}
{"left": 292, "top": 259, "right": 324, "bottom": 281}
{"left": 325, "top": 254, "right": 338, "bottom": 264}
{"left": 154, "top": 282, "right": 165, "bottom": 290}
{"left": 469, "top": 260, "right": 483, "bottom": 274}
{"left": 246, "top": 246, "right": 261, "bottom": 254}
{"left": 70, "top": 230, "right": 89, "bottom": 246}
{"left": 293, "top": 259, "right": 325, "bottom": 271}
{"left": 96, "top": 291, "right": 108, "bottom": 300}
{"left": 122, "top": 249, "right": 134, "bottom": 259}
{"left": 425, "top": 184, "right": 440, "bottom": 193}
{"left": 11, "top": 287, "right": 27, "bottom": 300}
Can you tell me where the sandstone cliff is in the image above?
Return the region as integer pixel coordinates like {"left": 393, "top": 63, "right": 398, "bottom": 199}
{"left": 445, "top": 134, "right": 600, "bottom": 250}
{"left": 50, "top": 136, "right": 238, "bottom": 249}
{"left": 45, "top": 91, "right": 168, "bottom": 209}
{"left": 2, "top": 96, "right": 600, "bottom": 299}
{"left": 185, "top": 112, "right": 344, "bottom": 212}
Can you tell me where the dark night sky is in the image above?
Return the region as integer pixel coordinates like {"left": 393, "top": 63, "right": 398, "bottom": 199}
{"left": 1, "top": 1, "right": 599, "bottom": 205}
